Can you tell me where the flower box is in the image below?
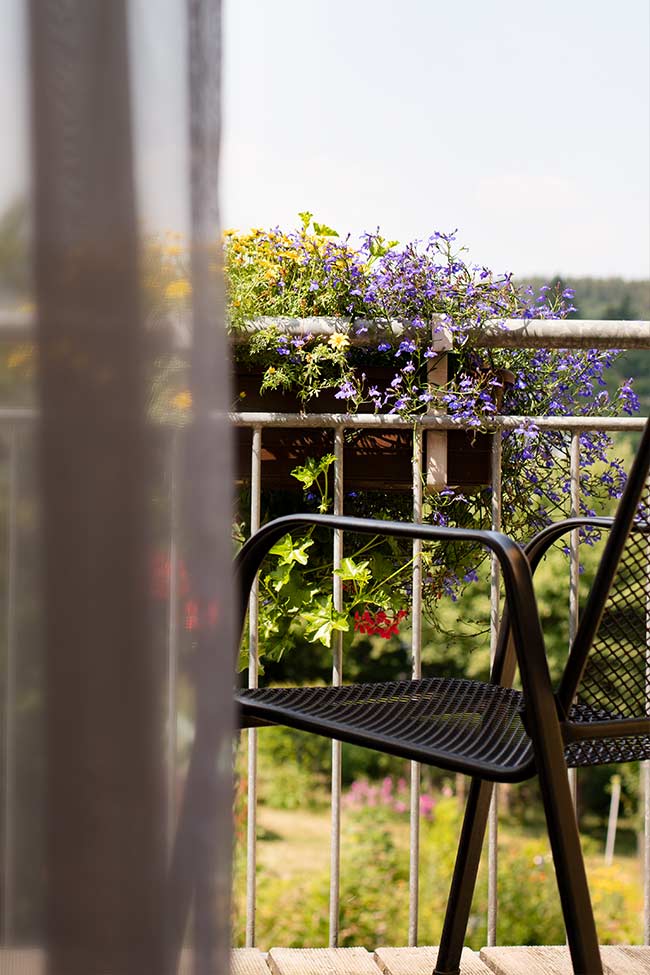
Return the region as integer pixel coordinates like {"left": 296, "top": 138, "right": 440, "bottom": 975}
{"left": 234, "top": 356, "right": 513, "bottom": 493}
{"left": 234, "top": 365, "right": 415, "bottom": 491}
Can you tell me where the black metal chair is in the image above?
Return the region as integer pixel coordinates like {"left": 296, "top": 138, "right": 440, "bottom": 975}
{"left": 235, "top": 416, "right": 650, "bottom": 975}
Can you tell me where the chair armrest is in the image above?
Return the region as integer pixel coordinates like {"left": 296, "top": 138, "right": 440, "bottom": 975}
{"left": 523, "top": 517, "right": 613, "bottom": 573}
{"left": 236, "top": 513, "right": 567, "bottom": 753}
{"left": 236, "top": 512, "right": 523, "bottom": 633}
{"left": 236, "top": 513, "right": 558, "bottom": 708}
{"left": 489, "top": 517, "right": 613, "bottom": 687}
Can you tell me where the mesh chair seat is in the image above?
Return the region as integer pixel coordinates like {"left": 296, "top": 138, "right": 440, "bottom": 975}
{"left": 239, "top": 677, "right": 650, "bottom": 778}
{"left": 238, "top": 676, "right": 535, "bottom": 781}
{"left": 564, "top": 701, "right": 650, "bottom": 766}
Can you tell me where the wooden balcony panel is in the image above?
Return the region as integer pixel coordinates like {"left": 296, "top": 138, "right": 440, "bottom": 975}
{"left": 480, "top": 944, "right": 650, "bottom": 975}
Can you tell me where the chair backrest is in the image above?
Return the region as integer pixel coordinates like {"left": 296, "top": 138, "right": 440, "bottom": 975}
{"left": 558, "top": 418, "right": 650, "bottom": 730}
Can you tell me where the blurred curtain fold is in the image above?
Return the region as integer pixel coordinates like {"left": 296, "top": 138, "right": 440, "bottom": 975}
{"left": 22, "top": 1, "right": 232, "bottom": 972}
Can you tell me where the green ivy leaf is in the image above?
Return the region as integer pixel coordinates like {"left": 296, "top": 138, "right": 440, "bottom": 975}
{"left": 279, "top": 572, "right": 316, "bottom": 612}
{"left": 302, "top": 597, "right": 350, "bottom": 647}
{"left": 268, "top": 562, "right": 293, "bottom": 592}
{"left": 268, "top": 534, "right": 314, "bottom": 566}
{"left": 290, "top": 463, "right": 320, "bottom": 489}
{"left": 335, "top": 557, "right": 371, "bottom": 589}
{"left": 290, "top": 453, "right": 335, "bottom": 489}
{"left": 313, "top": 222, "right": 339, "bottom": 238}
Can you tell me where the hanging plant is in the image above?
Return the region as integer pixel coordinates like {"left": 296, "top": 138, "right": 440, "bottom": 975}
{"left": 152, "top": 215, "right": 639, "bottom": 666}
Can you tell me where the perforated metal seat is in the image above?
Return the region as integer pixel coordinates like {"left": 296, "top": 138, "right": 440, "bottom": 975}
{"left": 239, "top": 677, "right": 534, "bottom": 780}
{"left": 239, "top": 677, "right": 650, "bottom": 775}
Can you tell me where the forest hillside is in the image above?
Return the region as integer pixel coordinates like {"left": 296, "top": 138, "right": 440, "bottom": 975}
{"left": 519, "top": 276, "right": 650, "bottom": 413}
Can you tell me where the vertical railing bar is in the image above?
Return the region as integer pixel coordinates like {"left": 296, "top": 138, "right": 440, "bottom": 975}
{"left": 329, "top": 426, "right": 344, "bottom": 947}
{"left": 166, "top": 430, "right": 180, "bottom": 856}
{"left": 487, "top": 430, "right": 502, "bottom": 947}
{"left": 568, "top": 431, "right": 581, "bottom": 809}
{"left": 245, "top": 425, "right": 262, "bottom": 948}
{"left": 1, "top": 426, "right": 17, "bottom": 944}
{"left": 408, "top": 426, "right": 423, "bottom": 946}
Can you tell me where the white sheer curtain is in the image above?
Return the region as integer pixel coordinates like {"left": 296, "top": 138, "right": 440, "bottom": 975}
{"left": 0, "top": 1, "right": 231, "bottom": 972}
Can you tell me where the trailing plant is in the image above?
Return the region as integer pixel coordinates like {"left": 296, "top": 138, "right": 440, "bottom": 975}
{"left": 157, "top": 216, "right": 640, "bottom": 668}
{"left": 244, "top": 454, "right": 413, "bottom": 669}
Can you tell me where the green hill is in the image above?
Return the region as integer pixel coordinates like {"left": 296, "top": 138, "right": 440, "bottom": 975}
{"left": 518, "top": 276, "right": 650, "bottom": 415}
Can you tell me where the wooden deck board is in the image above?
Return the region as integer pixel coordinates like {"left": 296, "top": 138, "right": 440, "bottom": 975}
{"left": 0, "top": 950, "right": 44, "bottom": 974}
{"left": 0, "top": 948, "right": 269, "bottom": 974}
{"left": 375, "top": 945, "right": 492, "bottom": 974}
{"left": 480, "top": 944, "right": 650, "bottom": 975}
{"left": 268, "top": 946, "right": 379, "bottom": 974}
{"left": 232, "top": 948, "right": 274, "bottom": 974}
{"left": 0, "top": 945, "right": 647, "bottom": 973}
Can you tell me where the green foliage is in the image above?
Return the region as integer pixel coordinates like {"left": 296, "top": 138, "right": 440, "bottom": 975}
{"left": 520, "top": 275, "right": 650, "bottom": 413}
{"left": 0, "top": 196, "right": 30, "bottom": 299}
{"left": 519, "top": 276, "right": 650, "bottom": 322}
{"left": 240, "top": 456, "right": 414, "bottom": 670}
{"left": 485, "top": 840, "right": 564, "bottom": 946}
{"left": 233, "top": 790, "right": 643, "bottom": 949}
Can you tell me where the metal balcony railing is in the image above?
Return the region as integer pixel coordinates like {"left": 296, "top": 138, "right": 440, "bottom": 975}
{"left": 229, "top": 318, "right": 650, "bottom": 950}
{"left": 0, "top": 317, "right": 649, "bottom": 951}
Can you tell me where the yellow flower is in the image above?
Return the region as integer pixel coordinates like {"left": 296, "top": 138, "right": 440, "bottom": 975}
{"left": 328, "top": 333, "right": 349, "bottom": 351}
{"left": 7, "top": 344, "right": 35, "bottom": 370}
{"left": 172, "top": 390, "right": 192, "bottom": 411}
{"left": 165, "top": 279, "right": 191, "bottom": 300}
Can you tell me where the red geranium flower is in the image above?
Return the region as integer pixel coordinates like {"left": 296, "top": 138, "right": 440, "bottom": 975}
{"left": 353, "top": 608, "right": 408, "bottom": 639}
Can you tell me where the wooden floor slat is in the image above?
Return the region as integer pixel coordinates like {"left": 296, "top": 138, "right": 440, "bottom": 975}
{"left": 0, "top": 945, "right": 648, "bottom": 974}
{"left": 480, "top": 944, "right": 650, "bottom": 975}
{"left": 0, "top": 950, "right": 44, "bottom": 974}
{"left": 600, "top": 946, "right": 650, "bottom": 975}
{"left": 0, "top": 948, "right": 272, "bottom": 974}
{"left": 375, "top": 945, "right": 492, "bottom": 974}
{"left": 268, "top": 946, "right": 379, "bottom": 974}
{"left": 232, "top": 947, "right": 273, "bottom": 974}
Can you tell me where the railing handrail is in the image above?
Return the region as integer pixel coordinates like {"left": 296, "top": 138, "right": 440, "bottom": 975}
{"left": 1, "top": 309, "right": 650, "bottom": 348}
{"left": 234, "top": 317, "right": 650, "bottom": 350}
{"left": 0, "top": 408, "right": 646, "bottom": 432}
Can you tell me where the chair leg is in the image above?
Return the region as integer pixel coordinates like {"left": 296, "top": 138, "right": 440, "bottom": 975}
{"left": 433, "top": 777, "right": 493, "bottom": 975}
{"left": 537, "top": 758, "right": 603, "bottom": 975}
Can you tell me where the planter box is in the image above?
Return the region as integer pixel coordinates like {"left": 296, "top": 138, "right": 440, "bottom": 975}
{"left": 234, "top": 367, "right": 506, "bottom": 493}
{"left": 234, "top": 367, "right": 414, "bottom": 491}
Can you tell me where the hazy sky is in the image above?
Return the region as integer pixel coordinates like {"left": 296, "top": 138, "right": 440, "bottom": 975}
{"left": 222, "top": 0, "right": 650, "bottom": 279}
{"left": 2, "top": 0, "right": 648, "bottom": 280}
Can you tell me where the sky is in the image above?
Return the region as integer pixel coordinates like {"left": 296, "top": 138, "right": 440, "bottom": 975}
{"left": 1, "top": 0, "right": 649, "bottom": 281}
{"left": 221, "top": 0, "right": 650, "bottom": 279}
